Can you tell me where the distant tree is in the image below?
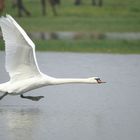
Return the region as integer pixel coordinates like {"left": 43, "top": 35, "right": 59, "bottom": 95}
{"left": 12, "top": 0, "right": 31, "bottom": 17}
{"left": 92, "top": 0, "right": 103, "bottom": 6}
{"left": 54, "top": 0, "right": 60, "bottom": 5}
{"left": 0, "top": 0, "right": 5, "bottom": 14}
{"left": 74, "top": 0, "right": 102, "bottom": 6}
{"left": 41, "top": 0, "right": 46, "bottom": 16}
{"left": 17, "top": 0, "right": 31, "bottom": 17}
{"left": 49, "top": 0, "right": 59, "bottom": 16}
{"left": 74, "top": 0, "right": 81, "bottom": 5}
{"left": 99, "top": 0, "right": 103, "bottom": 6}
{"left": 40, "top": 0, "right": 60, "bottom": 16}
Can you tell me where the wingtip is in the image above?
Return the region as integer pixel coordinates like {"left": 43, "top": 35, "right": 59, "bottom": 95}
{"left": 0, "top": 14, "right": 14, "bottom": 30}
{"left": 0, "top": 14, "right": 13, "bottom": 20}
{"left": 0, "top": 16, "right": 5, "bottom": 25}
{"left": 0, "top": 15, "right": 8, "bottom": 26}
{"left": 6, "top": 14, "right": 11, "bottom": 18}
{"left": 0, "top": 14, "right": 8, "bottom": 22}
{"left": 0, "top": 15, "right": 5, "bottom": 20}
{"left": 6, "top": 14, "right": 16, "bottom": 24}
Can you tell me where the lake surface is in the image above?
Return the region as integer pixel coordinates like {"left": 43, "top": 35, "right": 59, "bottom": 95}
{"left": 0, "top": 52, "right": 140, "bottom": 140}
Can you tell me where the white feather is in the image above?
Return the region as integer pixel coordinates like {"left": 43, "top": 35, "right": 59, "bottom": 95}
{"left": 0, "top": 15, "right": 41, "bottom": 80}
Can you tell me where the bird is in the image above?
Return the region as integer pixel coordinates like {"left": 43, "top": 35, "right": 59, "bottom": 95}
{"left": 0, "top": 15, "right": 105, "bottom": 101}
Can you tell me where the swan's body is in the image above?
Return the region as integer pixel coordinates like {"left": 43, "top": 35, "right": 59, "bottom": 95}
{"left": 0, "top": 15, "right": 105, "bottom": 101}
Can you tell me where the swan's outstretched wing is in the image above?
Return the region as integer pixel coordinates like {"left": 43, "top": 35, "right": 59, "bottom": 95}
{"left": 0, "top": 15, "right": 41, "bottom": 80}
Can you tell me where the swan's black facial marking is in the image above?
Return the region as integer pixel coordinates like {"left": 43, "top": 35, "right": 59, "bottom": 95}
{"left": 95, "top": 78, "right": 106, "bottom": 84}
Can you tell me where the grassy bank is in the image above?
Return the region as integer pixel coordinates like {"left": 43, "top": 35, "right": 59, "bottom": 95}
{"left": 0, "top": 0, "right": 140, "bottom": 54}
{"left": 1, "top": 0, "right": 140, "bottom": 32}
{"left": 1, "top": 39, "right": 140, "bottom": 54}
{"left": 35, "top": 40, "right": 140, "bottom": 54}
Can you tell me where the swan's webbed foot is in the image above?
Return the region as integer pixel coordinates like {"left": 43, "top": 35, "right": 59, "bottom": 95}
{"left": 0, "top": 92, "right": 8, "bottom": 100}
{"left": 20, "top": 94, "right": 44, "bottom": 101}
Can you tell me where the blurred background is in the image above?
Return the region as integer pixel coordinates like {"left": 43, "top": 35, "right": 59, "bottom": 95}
{"left": 0, "top": 0, "right": 140, "bottom": 53}
{"left": 1, "top": 1, "right": 140, "bottom": 140}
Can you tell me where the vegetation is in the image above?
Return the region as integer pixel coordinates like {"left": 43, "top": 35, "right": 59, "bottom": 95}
{"left": 0, "top": 0, "right": 140, "bottom": 53}
{"left": 1, "top": 0, "right": 140, "bottom": 32}
{"left": 35, "top": 40, "right": 140, "bottom": 54}
{"left": 1, "top": 39, "right": 140, "bottom": 54}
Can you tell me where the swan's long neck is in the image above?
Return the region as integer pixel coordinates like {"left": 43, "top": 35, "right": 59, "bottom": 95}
{"left": 47, "top": 77, "right": 98, "bottom": 85}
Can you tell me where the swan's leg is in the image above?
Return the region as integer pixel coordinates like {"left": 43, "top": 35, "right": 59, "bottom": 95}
{"left": 0, "top": 92, "right": 8, "bottom": 100}
{"left": 20, "top": 94, "right": 44, "bottom": 101}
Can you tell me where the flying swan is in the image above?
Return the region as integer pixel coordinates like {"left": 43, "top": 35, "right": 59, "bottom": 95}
{"left": 0, "top": 15, "right": 105, "bottom": 101}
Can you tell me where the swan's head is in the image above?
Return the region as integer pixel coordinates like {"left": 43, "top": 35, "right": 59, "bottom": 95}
{"left": 88, "top": 77, "right": 106, "bottom": 84}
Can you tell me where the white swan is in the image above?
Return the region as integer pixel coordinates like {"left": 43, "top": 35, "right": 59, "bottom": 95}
{"left": 0, "top": 15, "right": 105, "bottom": 101}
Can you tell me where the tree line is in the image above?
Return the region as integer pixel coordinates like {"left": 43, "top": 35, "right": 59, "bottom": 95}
{"left": 0, "top": 0, "right": 103, "bottom": 17}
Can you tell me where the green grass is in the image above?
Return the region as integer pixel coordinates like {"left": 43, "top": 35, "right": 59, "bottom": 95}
{"left": 1, "top": 0, "right": 140, "bottom": 32}
{"left": 14, "top": 16, "right": 140, "bottom": 33}
{"left": 35, "top": 40, "right": 140, "bottom": 54}
{"left": 1, "top": 39, "right": 140, "bottom": 54}
{"left": 0, "top": 0, "right": 140, "bottom": 54}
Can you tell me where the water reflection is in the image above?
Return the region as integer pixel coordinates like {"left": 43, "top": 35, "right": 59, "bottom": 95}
{"left": 0, "top": 107, "right": 41, "bottom": 140}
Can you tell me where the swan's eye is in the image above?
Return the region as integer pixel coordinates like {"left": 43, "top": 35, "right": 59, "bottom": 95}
{"left": 95, "top": 78, "right": 102, "bottom": 83}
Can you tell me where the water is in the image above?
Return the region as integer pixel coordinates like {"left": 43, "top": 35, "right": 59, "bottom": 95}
{"left": 0, "top": 52, "right": 140, "bottom": 140}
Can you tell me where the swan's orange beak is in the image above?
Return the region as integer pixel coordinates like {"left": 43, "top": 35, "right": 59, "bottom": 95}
{"left": 95, "top": 78, "right": 106, "bottom": 84}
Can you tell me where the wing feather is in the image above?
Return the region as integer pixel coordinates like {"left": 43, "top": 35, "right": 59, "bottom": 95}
{"left": 0, "top": 15, "right": 41, "bottom": 80}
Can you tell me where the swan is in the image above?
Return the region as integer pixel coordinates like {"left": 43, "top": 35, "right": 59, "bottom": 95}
{"left": 0, "top": 15, "right": 105, "bottom": 101}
